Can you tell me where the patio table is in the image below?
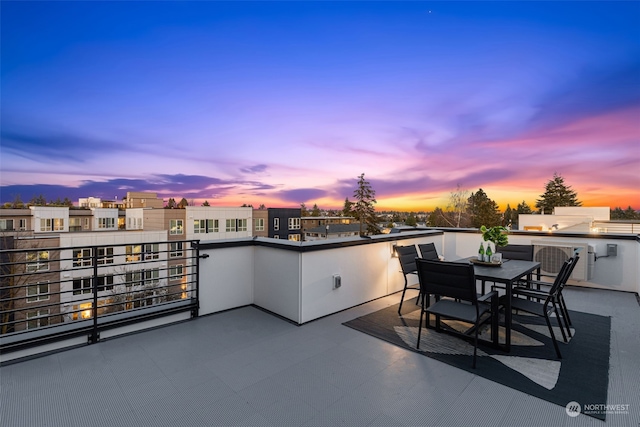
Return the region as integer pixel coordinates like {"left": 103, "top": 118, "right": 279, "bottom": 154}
{"left": 456, "top": 257, "right": 541, "bottom": 352}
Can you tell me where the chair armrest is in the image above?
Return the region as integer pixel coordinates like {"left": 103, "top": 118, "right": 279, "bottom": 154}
{"left": 519, "top": 278, "right": 554, "bottom": 289}
{"left": 478, "top": 290, "right": 498, "bottom": 303}
{"left": 512, "top": 287, "right": 548, "bottom": 299}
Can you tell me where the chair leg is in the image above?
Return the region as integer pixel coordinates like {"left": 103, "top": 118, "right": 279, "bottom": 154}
{"left": 472, "top": 322, "right": 478, "bottom": 369}
{"left": 398, "top": 277, "right": 408, "bottom": 314}
{"left": 559, "top": 294, "right": 572, "bottom": 326}
{"left": 557, "top": 296, "right": 572, "bottom": 338}
{"left": 544, "top": 313, "right": 562, "bottom": 359}
{"left": 417, "top": 295, "right": 425, "bottom": 349}
{"left": 552, "top": 302, "right": 568, "bottom": 342}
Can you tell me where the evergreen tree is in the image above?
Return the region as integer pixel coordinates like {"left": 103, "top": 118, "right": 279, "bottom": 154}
{"left": 405, "top": 213, "right": 417, "bottom": 226}
{"left": 166, "top": 198, "right": 177, "bottom": 209}
{"left": 623, "top": 206, "right": 639, "bottom": 219}
{"left": 352, "top": 173, "right": 379, "bottom": 236}
{"left": 535, "top": 173, "right": 581, "bottom": 214}
{"left": 311, "top": 204, "right": 321, "bottom": 217}
{"left": 427, "top": 207, "right": 453, "bottom": 227}
{"left": 258, "top": 204, "right": 266, "bottom": 210}
{"left": 29, "top": 194, "right": 47, "bottom": 206}
{"left": 342, "top": 197, "right": 354, "bottom": 217}
{"left": 63, "top": 197, "right": 74, "bottom": 207}
{"left": 467, "top": 188, "right": 501, "bottom": 228}
{"left": 610, "top": 207, "right": 625, "bottom": 220}
{"left": 300, "top": 203, "right": 309, "bottom": 217}
{"left": 178, "top": 198, "right": 189, "bottom": 208}
{"left": 202, "top": 200, "right": 210, "bottom": 206}
{"left": 503, "top": 204, "right": 515, "bottom": 228}
{"left": 516, "top": 200, "right": 533, "bottom": 214}
{"left": 11, "top": 194, "right": 24, "bottom": 208}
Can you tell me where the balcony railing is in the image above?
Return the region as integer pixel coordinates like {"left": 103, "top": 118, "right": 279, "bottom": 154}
{"left": 0, "top": 239, "right": 201, "bottom": 356}
{"left": 2, "top": 228, "right": 637, "bottom": 364}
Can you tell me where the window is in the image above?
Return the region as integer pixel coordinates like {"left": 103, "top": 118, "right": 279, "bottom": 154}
{"left": 255, "top": 218, "right": 265, "bottom": 231}
{"left": 74, "top": 248, "right": 92, "bottom": 267}
{"left": 69, "top": 218, "right": 82, "bottom": 232}
{"left": 273, "top": 235, "right": 280, "bottom": 239}
{"left": 27, "top": 282, "right": 49, "bottom": 302}
{"left": 97, "top": 275, "right": 114, "bottom": 292}
{"left": 125, "top": 271, "right": 143, "bottom": 288}
{"left": 26, "top": 251, "right": 49, "bottom": 272}
{"left": 97, "top": 247, "right": 114, "bottom": 264}
{"left": 170, "top": 242, "right": 183, "bottom": 258}
{"left": 83, "top": 218, "right": 90, "bottom": 230}
{"left": 26, "top": 310, "right": 50, "bottom": 329}
{"left": 194, "top": 219, "right": 215, "bottom": 233}
{"left": 274, "top": 218, "right": 279, "bottom": 231}
{"left": 144, "top": 269, "right": 160, "bottom": 286}
{"left": 225, "top": 219, "right": 236, "bottom": 232}
{"left": 170, "top": 219, "right": 183, "bottom": 235}
{"left": 0, "top": 219, "right": 14, "bottom": 230}
{"left": 19, "top": 219, "right": 27, "bottom": 230}
{"left": 40, "top": 218, "right": 64, "bottom": 231}
{"left": 237, "top": 219, "right": 247, "bottom": 232}
{"left": 73, "top": 278, "right": 92, "bottom": 295}
{"left": 194, "top": 220, "right": 206, "bottom": 234}
{"left": 170, "top": 265, "right": 184, "bottom": 280}
{"left": 72, "top": 303, "right": 92, "bottom": 320}
{"left": 213, "top": 219, "right": 219, "bottom": 232}
{"left": 288, "top": 218, "right": 301, "bottom": 230}
{"left": 288, "top": 234, "right": 301, "bottom": 241}
{"left": 126, "top": 245, "right": 142, "bottom": 262}
{"left": 144, "top": 243, "right": 159, "bottom": 260}
{"left": 98, "top": 217, "right": 115, "bottom": 229}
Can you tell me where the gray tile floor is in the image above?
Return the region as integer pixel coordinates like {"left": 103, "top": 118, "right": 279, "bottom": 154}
{"left": 1, "top": 286, "right": 639, "bottom": 427}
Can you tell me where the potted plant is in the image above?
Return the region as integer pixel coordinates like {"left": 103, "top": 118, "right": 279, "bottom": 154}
{"left": 480, "top": 225, "right": 509, "bottom": 257}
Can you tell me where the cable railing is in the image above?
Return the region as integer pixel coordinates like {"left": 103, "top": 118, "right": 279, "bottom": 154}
{"left": 0, "top": 239, "right": 201, "bottom": 355}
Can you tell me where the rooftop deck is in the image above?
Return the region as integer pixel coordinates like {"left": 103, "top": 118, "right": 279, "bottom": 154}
{"left": 2, "top": 285, "right": 638, "bottom": 427}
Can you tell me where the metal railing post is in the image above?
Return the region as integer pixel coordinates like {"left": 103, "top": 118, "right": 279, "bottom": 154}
{"left": 90, "top": 245, "right": 100, "bottom": 344}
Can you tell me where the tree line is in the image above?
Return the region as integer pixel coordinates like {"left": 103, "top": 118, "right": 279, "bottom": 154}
{"left": 4, "top": 174, "right": 638, "bottom": 230}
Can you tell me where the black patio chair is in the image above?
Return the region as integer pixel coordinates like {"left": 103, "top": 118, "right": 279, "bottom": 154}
{"left": 513, "top": 253, "right": 579, "bottom": 331}
{"left": 496, "top": 244, "right": 534, "bottom": 261}
{"left": 418, "top": 243, "right": 440, "bottom": 260}
{"left": 484, "top": 244, "right": 534, "bottom": 293}
{"left": 506, "top": 257, "right": 575, "bottom": 359}
{"left": 395, "top": 245, "right": 420, "bottom": 314}
{"left": 416, "top": 259, "right": 499, "bottom": 368}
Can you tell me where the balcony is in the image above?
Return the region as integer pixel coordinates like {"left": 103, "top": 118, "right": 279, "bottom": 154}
{"left": 1, "top": 229, "right": 639, "bottom": 425}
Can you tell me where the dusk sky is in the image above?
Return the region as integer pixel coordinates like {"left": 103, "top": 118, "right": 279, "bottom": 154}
{"left": 2, "top": 1, "right": 639, "bottom": 211}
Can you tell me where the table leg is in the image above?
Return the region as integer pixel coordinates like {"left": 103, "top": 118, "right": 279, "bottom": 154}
{"left": 505, "top": 280, "right": 512, "bottom": 351}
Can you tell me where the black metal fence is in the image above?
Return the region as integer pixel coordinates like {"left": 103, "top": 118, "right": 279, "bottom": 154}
{"left": 0, "top": 239, "right": 201, "bottom": 356}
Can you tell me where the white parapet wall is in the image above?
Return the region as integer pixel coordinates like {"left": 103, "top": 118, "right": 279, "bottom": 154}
{"left": 197, "top": 230, "right": 638, "bottom": 323}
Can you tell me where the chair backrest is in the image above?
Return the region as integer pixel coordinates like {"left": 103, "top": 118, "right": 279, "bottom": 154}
{"left": 396, "top": 245, "right": 419, "bottom": 275}
{"left": 416, "top": 259, "right": 477, "bottom": 303}
{"left": 496, "top": 244, "right": 533, "bottom": 261}
{"left": 418, "top": 243, "right": 439, "bottom": 260}
{"left": 559, "top": 253, "right": 580, "bottom": 288}
{"left": 547, "top": 257, "right": 575, "bottom": 299}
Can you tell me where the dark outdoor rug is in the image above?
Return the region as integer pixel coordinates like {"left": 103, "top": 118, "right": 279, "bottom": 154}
{"left": 343, "top": 301, "right": 611, "bottom": 421}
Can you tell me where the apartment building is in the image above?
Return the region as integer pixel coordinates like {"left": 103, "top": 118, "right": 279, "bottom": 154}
{"left": 268, "top": 208, "right": 302, "bottom": 241}
{"left": 300, "top": 216, "right": 355, "bottom": 239}
{"left": 123, "top": 192, "right": 164, "bottom": 209}
{"left": 185, "top": 206, "right": 253, "bottom": 241}
{"left": 252, "top": 208, "right": 269, "bottom": 238}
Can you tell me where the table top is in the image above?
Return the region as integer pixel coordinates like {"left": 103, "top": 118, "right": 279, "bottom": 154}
{"left": 457, "top": 257, "right": 540, "bottom": 283}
